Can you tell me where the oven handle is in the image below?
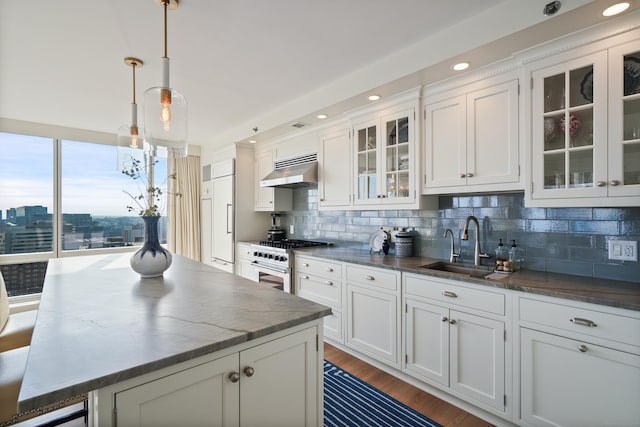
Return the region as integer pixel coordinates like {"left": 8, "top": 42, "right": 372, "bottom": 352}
{"left": 251, "top": 261, "right": 290, "bottom": 275}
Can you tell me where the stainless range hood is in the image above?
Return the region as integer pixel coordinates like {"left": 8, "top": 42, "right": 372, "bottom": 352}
{"left": 260, "top": 153, "right": 318, "bottom": 188}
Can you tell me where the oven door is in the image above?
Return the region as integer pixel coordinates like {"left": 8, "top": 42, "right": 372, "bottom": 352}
{"left": 251, "top": 261, "right": 292, "bottom": 293}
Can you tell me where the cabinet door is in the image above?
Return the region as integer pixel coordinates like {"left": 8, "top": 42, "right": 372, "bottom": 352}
{"left": 319, "top": 128, "right": 351, "bottom": 208}
{"left": 405, "top": 298, "right": 449, "bottom": 387}
{"left": 114, "top": 354, "right": 240, "bottom": 427}
{"left": 212, "top": 175, "right": 234, "bottom": 264}
{"left": 200, "top": 197, "right": 213, "bottom": 266}
{"left": 255, "top": 150, "right": 274, "bottom": 210}
{"left": 353, "top": 118, "right": 380, "bottom": 205}
{"left": 608, "top": 40, "right": 640, "bottom": 198}
{"left": 531, "top": 51, "right": 608, "bottom": 200}
{"left": 424, "top": 94, "right": 467, "bottom": 188}
{"left": 449, "top": 310, "right": 505, "bottom": 412}
{"left": 346, "top": 283, "right": 399, "bottom": 366}
{"left": 380, "top": 109, "right": 415, "bottom": 203}
{"left": 240, "top": 327, "right": 318, "bottom": 427}
{"left": 521, "top": 328, "right": 640, "bottom": 427}
{"left": 467, "top": 80, "right": 519, "bottom": 186}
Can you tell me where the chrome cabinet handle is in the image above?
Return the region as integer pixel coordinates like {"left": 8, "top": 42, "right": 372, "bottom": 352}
{"left": 459, "top": 173, "right": 466, "bottom": 179}
{"left": 243, "top": 366, "right": 255, "bottom": 377}
{"left": 578, "top": 344, "right": 588, "bottom": 353}
{"left": 228, "top": 372, "right": 240, "bottom": 383}
{"left": 326, "top": 267, "right": 334, "bottom": 272}
{"left": 303, "top": 263, "right": 310, "bottom": 267}
{"left": 596, "top": 181, "right": 606, "bottom": 187}
{"left": 302, "top": 275, "right": 309, "bottom": 280}
{"left": 570, "top": 318, "right": 597, "bottom": 328}
{"left": 442, "top": 291, "right": 458, "bottom": 298}
{"left": 365, "top": 275, "right": 375, "bottom": 281}
{"left": 449, "top": 319, "right": 457, "bottom": 325}
{"left": 466, "top": 173, "right": 474, "bottom": 177}
{"left": 441, "top": 316, "right": 448, "bottom": 322}
{"left": 610, "top": 180, "right": 620, "bottom": 186}
{"left": 325, "top": 281, "right": 334, "bottom": 286}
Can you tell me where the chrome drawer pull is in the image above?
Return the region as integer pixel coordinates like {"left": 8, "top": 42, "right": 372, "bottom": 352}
{"left": 449, "top": 319, "right": 457, "bottom": 325}
{"left": 442, "top": 291, "right": 458, "bottom": 298}
{"left": 325, "top": 281, "right": 334, "bottom": 286}
{"left": 365, "top": 275, "right": 375, "bottom": 281}
{"left": 326, "top": 267, "right": 334, "bottom": 272}
{"left": 441, "top": 316, "right": 448, "bottom": 322}
{"left": 578, "top": 344, "right": 588, "bottom": 353}
{"left": 302, "top": 275, "right": 309, "bottom": 280}
{"left": 303, "top": 263, "right": 310, "bottom": 267}
{"left": 570, "top": 318, "right": 597, "bottom": 328}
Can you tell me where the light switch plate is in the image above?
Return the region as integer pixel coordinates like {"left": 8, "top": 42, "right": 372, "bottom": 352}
{"left": 289, "top": 224, "right": 295, "bottom": 235}
{"left": 608, "top": 240, "right": 637, "bottom": 261}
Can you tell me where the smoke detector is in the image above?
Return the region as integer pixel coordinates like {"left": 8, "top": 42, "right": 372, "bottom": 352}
{"left": 291, "top": 121, "right": 310, "bottom": 129}
{"left": 543, "top": 1, "right": 561, "bottom": 16}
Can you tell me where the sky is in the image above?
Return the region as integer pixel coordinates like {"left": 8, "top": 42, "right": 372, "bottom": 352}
{"left": 0, "top": 132, "right": 168, "bottom": 217}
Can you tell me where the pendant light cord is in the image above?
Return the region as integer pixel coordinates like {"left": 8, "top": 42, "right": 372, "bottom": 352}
{"left": 163, "top": 0, "right": 168, "bottom": 59}
{"left": 132, "top": 62, "right": 137, "bottom": 104}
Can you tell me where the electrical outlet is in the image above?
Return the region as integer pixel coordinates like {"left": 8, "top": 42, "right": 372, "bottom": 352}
{"left": 289, "top": 224, "right": 294, "bottom": 235}
{"left": 608, "top": 240, "right": 638, "bottom": 261}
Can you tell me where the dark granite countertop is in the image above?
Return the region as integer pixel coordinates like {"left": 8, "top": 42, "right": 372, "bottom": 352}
{"left": 18, "top": 253, "right": 331, "bottom": 412}
{"left": 294, "top": 247, "right": 640, "bottom": 312}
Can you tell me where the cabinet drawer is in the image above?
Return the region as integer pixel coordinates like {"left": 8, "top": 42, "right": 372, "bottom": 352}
{"left": 323, "top": 310, "right": 343, "bottom": 343}
{"left": 404, "top": 274, "right": 504, "bottom": 315}
{"left": 520, "top": 298, "right": 640, "bottom": 348}
{"left": 296, "top": 273, "right": 342, "bottom": 308}
{"left": 236, "top": 244, "right": 254, "bottom": 261}
{"left": 296, "top": 256, "right": 342, "bottom": 280}
{"left": 346, "top": 264, "right": 399, "bottom": 291}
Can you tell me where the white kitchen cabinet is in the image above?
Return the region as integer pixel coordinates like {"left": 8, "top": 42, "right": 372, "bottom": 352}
{"left": 526, "top": 30, "right": 640, "bottom": 207}
{"left": 212, "top": 161, "right": 234, "bottom": 273}
{"left": 345, "top": 264, "right": 401, "bottom": 368}
{"left": 403, "top": 273, "right": 507, "bottom": 414}
{"left": 518, "top": 296, "right": 640, "bottom": 427}
{"left": 254, "top": 149, "right": 292, "bottom": 212}
{"left": 296, "top": 255, "right": 344, "bottom": 343}
{"left": 353, "top": 107, "right": 418, "bottom": 209}
{"left": 103, "top": 325, "right": 321, "bottom": 427}
{"left": 423, "top": 73, "right": 520, "bottom": 193}
{"left": 236, "top": 242, "right": 258, "bottom": 282}
{"left": 318, "top": 127, "right": 351, "bottom": 209}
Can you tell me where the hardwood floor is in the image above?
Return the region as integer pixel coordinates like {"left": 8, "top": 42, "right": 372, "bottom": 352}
{"left": 324, "top": 343, "right": 495, "bottom": 427}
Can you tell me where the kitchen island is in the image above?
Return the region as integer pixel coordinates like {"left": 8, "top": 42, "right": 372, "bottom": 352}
{"left": 18, "top": 253, "right": 331, "bottom": 426}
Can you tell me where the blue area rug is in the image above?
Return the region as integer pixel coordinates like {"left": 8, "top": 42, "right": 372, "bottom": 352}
{"left": 324, "top": 360, "right": 443, "bottom": 427}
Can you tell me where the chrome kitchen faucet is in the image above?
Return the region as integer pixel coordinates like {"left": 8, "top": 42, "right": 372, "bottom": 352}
{"left": 443, "top": 228, "right": 460, "bottom": 263}
{"left": 461, "top": 215, "right": 491, "bottom": 267}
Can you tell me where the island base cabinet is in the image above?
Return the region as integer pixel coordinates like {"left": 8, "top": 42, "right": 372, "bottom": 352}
{"left": 115, "top": 354, "right": 240, "bottom": 427}
{"left": 102, "top": 326, "right": 320, "bottom": 427}
{"left": 520, "top": 328, "right": 640, "bottom": 427}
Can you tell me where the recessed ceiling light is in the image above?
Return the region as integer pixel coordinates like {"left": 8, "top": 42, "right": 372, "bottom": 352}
{"left": 317, "top": 114, "right": 328, "bottom": 119}
{"left": 368, "top": 95, "right": 381, "bottom": 101}
{"left": 248, "top": 140, "right": 257, "bottom": 144}
{"left": 602, "top": 2, "right": 629, "bottom": 16}
{"left": 452, "top": 62, "right": 470, "bottom": 71}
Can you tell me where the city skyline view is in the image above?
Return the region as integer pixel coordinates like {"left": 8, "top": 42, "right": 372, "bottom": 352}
{"left": 0, "top": 132, "right": 168, "bottom": 217}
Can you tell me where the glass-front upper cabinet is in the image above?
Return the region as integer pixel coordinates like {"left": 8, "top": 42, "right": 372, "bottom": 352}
{"left": 608, "top": 40, "right": 640, "bottom": 198}
{"left": 531, "top": 51, "right": 609, "bottom": 201}
{"left": 353, "top": 107, "right": 416, "bottom": 207}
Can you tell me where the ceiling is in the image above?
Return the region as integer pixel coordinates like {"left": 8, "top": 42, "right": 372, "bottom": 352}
{"left": 0, "top": 0, "right": 637, "bottom": 152}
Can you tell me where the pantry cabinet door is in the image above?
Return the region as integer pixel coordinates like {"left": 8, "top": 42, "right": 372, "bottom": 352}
{"left": 319, "top": 128, "right": 351, "bottom": 208}
{"left": 424, "top": 94, "right": 467, "bottom": 188}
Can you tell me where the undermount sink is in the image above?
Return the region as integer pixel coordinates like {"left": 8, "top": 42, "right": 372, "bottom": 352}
{"left": 420, "top": 261, "right": 492, "bottom": 279}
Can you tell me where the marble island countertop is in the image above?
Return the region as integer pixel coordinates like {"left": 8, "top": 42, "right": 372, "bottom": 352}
{"left": 18, "top": 253, "right": 331, "bottom": 412}
{"left": 295, "top": 247, "right": 640, "bottom": 311}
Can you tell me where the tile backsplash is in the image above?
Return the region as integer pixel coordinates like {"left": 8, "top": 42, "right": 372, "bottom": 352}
{"left": 282, "top": 189, "right": 640, "bottom": 283}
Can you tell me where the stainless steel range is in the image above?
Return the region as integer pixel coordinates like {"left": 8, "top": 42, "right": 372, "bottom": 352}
{"left": 250, "top": 239, "right": 329, "bottom": 293}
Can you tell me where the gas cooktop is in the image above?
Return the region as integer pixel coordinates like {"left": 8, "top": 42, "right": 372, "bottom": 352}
{"left": 256, "top": 239, "right": 330, "bottom": 250}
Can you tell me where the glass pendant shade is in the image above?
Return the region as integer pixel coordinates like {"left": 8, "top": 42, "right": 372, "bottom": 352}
{"left": 143, "top": 84, "right": 187, "bottom": 158}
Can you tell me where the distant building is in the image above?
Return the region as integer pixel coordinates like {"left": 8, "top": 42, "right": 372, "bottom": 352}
{"left": 5, "top": 226, "right": 53, "bottom": 254}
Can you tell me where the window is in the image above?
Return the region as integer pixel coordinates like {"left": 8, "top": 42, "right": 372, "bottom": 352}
{"left": 0, "top": 130, "right": 167, "bottom": 298}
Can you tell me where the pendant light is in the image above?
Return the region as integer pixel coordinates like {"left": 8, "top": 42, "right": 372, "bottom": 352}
{"left": 143, "top": 0, "right": 187, "bottom": 158}
{"left": 117, "top": 57, "right": 145, "bottom": 150}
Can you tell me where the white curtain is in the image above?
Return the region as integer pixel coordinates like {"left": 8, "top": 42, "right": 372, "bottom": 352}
{"left": 167, "top": 154, "right": 201, "bottom": 261}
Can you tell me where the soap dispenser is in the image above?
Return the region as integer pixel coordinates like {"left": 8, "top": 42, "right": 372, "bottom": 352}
{"left": 509, "top": 240, "right": 524, "bottom": 271}
{"left": 495, "top": 238, "right": 508, "bottom": 261}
